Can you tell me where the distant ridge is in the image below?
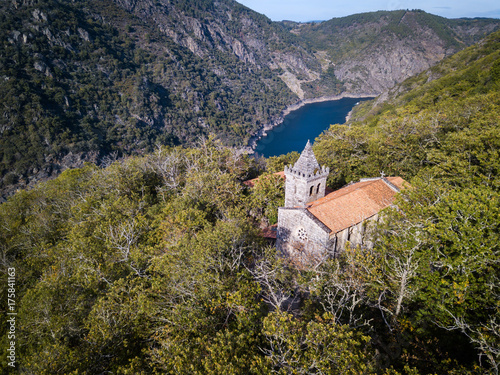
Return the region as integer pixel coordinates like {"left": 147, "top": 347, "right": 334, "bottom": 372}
{"left": 313, "top": 28, "right": 500, "bottom": 188}
{"left": 0, "top": 0, "right": 499, "bottom": 198}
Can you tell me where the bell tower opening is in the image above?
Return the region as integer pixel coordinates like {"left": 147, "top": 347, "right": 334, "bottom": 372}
{"left": 283, "top": 140, "right": 329, "bottom": 208}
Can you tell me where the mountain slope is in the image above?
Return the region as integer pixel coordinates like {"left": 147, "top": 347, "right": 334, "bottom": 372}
{"left": 294, "top": 10, "right": 499, "bottom": 94}
{"left": 0, "top": 0, "right": 499, "bottom": 199}
{"left": 313, "top": 29, "right": 500, "bottom": 189}
{"left": 0, "top": 0, "right": 298, "bottom": 197}
{"left": 111, "top": 0, "right": 324, "bottom": 98}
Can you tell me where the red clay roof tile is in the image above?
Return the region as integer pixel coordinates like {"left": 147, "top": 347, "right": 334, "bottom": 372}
{"left": 261, "top": 224, "right": 278, "bottom": 239}
{"left": 306, "top": 177, "right": 407, "bottom": 233}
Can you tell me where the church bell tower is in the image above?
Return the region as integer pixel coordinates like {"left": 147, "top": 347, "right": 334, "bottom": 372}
{"left": 284, "top": 140, "right": 329, "bottom": 207}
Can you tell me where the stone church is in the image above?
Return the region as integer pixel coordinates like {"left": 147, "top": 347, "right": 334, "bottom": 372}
{"left": 276, "top": 141, "right": 406, "bottom": 265}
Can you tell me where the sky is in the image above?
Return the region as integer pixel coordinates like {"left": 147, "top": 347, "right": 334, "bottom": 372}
{"left": 236, "top": 0, "right": 500, "bottom": 22}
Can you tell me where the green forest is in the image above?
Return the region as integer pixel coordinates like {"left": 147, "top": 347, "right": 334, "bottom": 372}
{"left": 1, "top": 0, "right": 499, "bottom": 200}
{"left": 0, "top": 0, "right": 297, "bottom": 196}
{"left": 1, "top": 25, "right": 499, "bottom": 374}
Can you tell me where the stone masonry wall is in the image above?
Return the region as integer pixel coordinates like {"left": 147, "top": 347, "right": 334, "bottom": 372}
{"left": 277, "top": 207, "right": 332, "bottom": 265}
{"left": 330, "top": 213, "right": 380, "bottom": 254}
{"left": 284, "top": 172, "right": 327, "bottom": 207}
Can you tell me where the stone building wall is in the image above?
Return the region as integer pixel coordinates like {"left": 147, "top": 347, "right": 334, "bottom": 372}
{"left": 284, "top": 166, "right": 328, "bottom": 207}
{"left": 276, "top": 207, "right": 332, "bottom": 264}
{"left": 275, "top": 141, "right": 401, "bottom": 265}
{"left": 329, "top": 213, "right": 380, "bottom": 254}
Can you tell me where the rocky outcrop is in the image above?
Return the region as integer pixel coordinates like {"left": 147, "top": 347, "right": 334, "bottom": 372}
{"left": 334, "top": 38, "right": 445, "bottom": 93}
{"left": 1, "top": 0, "right": 499, "bottom": 200}
{"left": 112, "top": 0, "right": 320, "bottom": 90}
{"left": 111, "top": 3, "right": 499, "bottom": 99}
{"left": 294, "top": 10, "right": 499, "bottom": 96}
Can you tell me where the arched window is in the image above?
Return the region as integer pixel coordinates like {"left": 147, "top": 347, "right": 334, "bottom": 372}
{"left": 309, "top": 186, "right": 314, "bottom": 196}
{"left": 316, "top": 183, "right": 321, "bottom": 194}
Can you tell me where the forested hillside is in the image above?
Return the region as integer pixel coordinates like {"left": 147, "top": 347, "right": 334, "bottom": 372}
{"left": 1, "top": 30, "right": 499, "bottom": 374}
{"left": 0, "top": 0, "right": 298, "bottom": 198}
{"left": 294, "top": 9, "right": 500, "bottom": 93}
{"left": 310, "top": 28, "right": 500, "bottom": 372}
{"left": 1, "top": 0, "right": 499, "bottom": 199}
{"left": 313, "top": 27, "right": 500, "bottom": 189}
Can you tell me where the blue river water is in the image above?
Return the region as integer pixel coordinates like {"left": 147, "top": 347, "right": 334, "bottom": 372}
{"left": 254, "top": 97, "right": 372, "bottom": 157}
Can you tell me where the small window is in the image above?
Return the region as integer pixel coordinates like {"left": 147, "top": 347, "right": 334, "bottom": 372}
{"left": 316, "top": 183, "right": 321, "bottom": 194}
{"left": 309, "top": 186, "right": 314, "bottom": 196}
{"left": 297, "top": 228, "right": 308, "bottom": 241}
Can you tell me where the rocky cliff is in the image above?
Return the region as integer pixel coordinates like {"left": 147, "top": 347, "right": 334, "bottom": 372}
{"left": 111, "top": 0, "right": 322, "bottom": 98}
{"left": 107, "top": 3, "right": 500, "bottom": 98}
{"left": 0, "top": 0, "right": 499, "bottom": 199}
{"left": 294, "top": 10, "right": 499, "bottom": 94}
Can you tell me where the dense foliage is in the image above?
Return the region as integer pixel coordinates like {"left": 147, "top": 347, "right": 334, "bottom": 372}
{"left": 0, "top": 0, "right": 296, "bottom": 197}
{"left": 1, "top": 0, "right": 498, "bottom": 199}
{"left": 0, "top": 111, "right": 498, "bottom": 374}
{"left": 0, "top": 5, "right": 499, "bottom": 375}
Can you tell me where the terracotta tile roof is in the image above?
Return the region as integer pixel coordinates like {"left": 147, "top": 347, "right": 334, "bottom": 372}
{"left": 385, "top": 176, "right": 406, "bottom": 190}
{"left": 261, "top": 224, "right": 278, "bottom": 239}
{"left": 306, "top": 177, "right": 407, "bottom": 233}
{"left": 243, "top": 171, "right": 285, "bottom": 187}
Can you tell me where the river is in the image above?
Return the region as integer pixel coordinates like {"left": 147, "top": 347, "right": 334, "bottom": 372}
{"left": 254, "top": 97, "right": 373, "bottom": 157}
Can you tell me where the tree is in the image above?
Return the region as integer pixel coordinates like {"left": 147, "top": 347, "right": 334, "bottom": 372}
{"left": 262, "top": 311, "right": 374, "bottom": 374}
{"left": 249, "top": 247, "right": 299, "bottom": 312}
{"left": 247, "top": 173, "right": 285, "bottom": 225}
{"left": 371, "top": 178, "right": 500, "bottom": 372}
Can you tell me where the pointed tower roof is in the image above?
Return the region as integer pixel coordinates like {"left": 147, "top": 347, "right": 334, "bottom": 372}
{"left": 293, "top": 140, "right": 320, "bottom": 175}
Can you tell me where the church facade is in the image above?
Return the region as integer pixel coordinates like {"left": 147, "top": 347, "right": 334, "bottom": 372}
{"left": 276, "top": 141, "right": 406, "bottom": 265}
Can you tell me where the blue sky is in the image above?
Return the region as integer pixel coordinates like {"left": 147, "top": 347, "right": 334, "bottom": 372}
{"left": 236, "top": 0, "right": 500, "bottom": 22}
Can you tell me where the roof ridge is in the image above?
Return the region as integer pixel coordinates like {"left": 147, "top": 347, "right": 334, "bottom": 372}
{"left": 303, "top": 176, "right": 406, "bottom": 234}
{"left": 382, "top": 177, "right": 401, "bottom": 192}
{"left": 307, "top": 179, "right": 378, "bottom": 207}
